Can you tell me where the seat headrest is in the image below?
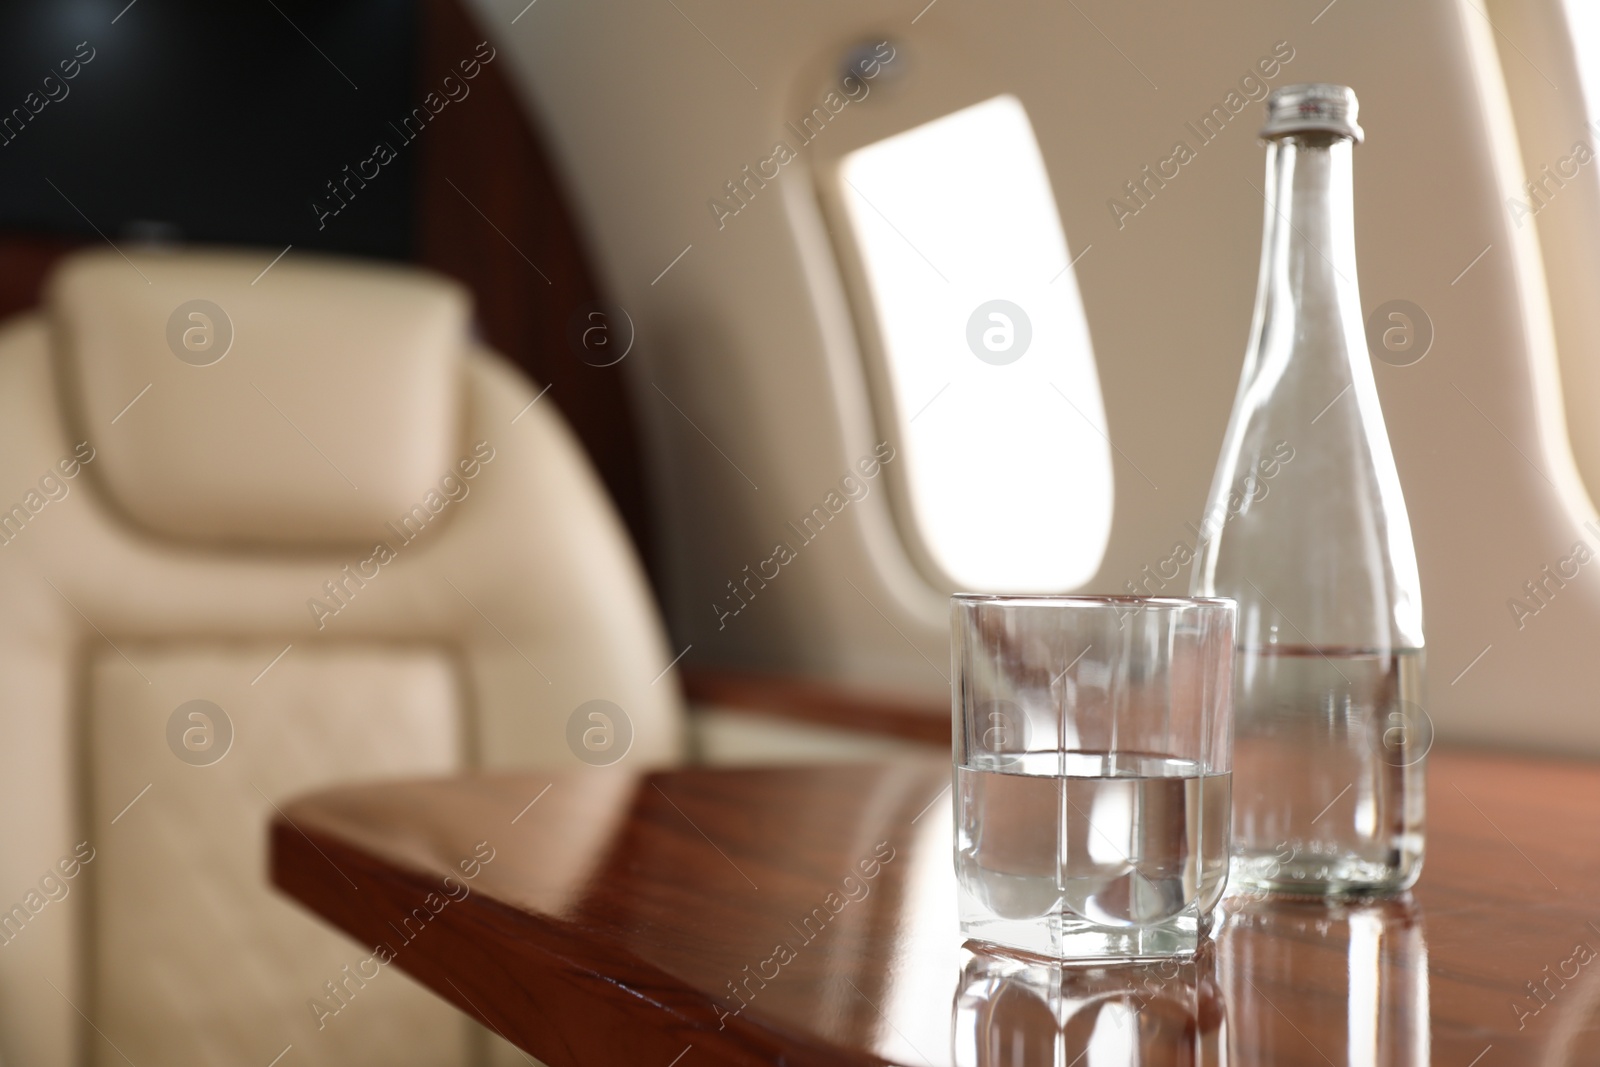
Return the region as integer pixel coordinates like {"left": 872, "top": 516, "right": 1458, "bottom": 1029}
{"left": 48, "top": 249, "right": 468, "bottom": 548}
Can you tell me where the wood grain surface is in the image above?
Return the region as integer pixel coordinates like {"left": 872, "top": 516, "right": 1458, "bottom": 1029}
{"left": 272, "top": 749, "right": 1600, "bottom": 1065}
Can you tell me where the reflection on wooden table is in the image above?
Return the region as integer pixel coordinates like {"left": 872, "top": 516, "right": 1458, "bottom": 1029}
{"left": 273, "top": 749, "right": 1600, "bottom": 1065}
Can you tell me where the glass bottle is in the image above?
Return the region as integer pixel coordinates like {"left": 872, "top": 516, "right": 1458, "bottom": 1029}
{"left": 1189, "top": 84, "right": 1426, "bottom": 895}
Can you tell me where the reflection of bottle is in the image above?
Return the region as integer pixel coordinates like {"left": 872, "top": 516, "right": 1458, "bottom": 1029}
{"left": 1190, "top": 84, "right": 1427, "bottom": 895}
{"left": 1219, "top": 893, "right": 1428, "bottom": 1065}
{"left": 952, "top": 942, "right": 1226, "bottom": 1066}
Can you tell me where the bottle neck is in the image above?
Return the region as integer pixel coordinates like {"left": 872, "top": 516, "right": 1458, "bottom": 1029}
{"left": 1249, "top": 134, "right": 1363, "bottom": 380}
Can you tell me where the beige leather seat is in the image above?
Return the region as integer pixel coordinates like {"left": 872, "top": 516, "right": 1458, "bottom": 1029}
{"left": 0, "top": 249, "right": 683, "bottom": 1065}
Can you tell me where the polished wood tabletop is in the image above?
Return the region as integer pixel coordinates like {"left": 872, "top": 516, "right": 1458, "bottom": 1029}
{"left": 271, "top": 749, "right": 1600, "bottom": 1065}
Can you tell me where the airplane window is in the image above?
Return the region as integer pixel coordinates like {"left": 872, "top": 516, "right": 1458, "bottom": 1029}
{"left": 1564, "top": 0, "right": 1600, "bottom": 124}
{"left": 837, "top": 94, "right": 1112, "bottom": 592}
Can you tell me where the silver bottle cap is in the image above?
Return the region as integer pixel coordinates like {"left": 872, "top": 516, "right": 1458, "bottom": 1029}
{"left": 1260, "top": 83, "right": 1363, "bottom": 143}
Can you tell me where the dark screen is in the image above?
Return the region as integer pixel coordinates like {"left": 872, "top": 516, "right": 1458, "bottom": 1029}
{"left": 0, "top": 0, "right": 416, "bottom": 258}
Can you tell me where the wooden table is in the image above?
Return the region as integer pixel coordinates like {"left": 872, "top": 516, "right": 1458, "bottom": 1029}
{"left": 271, "top": 749, "right": 1600, "bottom": 1065}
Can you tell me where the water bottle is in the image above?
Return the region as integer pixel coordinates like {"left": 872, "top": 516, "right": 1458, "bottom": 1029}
{"left": 1190, "top": 84, "right": 1426, "bottom": 896}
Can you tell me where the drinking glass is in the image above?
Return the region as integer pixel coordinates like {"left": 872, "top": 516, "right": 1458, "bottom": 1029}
{"left": 952, "top": 595, "right": 1236, "bottom": 960}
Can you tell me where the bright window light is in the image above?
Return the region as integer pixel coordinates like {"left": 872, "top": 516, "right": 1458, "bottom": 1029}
{"left": 839, "top": 95, "right": 1112, "bottom": 592}
{"left": 1565, "top": 0, "right": 1600, "bottom": 125}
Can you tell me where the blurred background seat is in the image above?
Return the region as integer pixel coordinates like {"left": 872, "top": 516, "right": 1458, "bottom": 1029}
{"left": 0, "top": 247, "right": 682, "bottom": 1065}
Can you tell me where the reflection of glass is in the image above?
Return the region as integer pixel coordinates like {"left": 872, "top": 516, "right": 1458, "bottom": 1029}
{"left": 952, "top": 941, "right": 1227, "bottom": 1066}
{"left": 952, "top": 595, "right": 1235, "bottom": 960}
{"left": 1219, "top": 893, "right": 1428, "bottom": 1065}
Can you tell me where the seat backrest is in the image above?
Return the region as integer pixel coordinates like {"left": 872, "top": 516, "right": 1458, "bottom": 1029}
{"left": 0, "top": 248, "right": 683, "bottom": 1066}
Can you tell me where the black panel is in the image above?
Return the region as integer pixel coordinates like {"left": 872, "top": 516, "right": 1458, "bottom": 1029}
{"left": 0, "top": 0, "right": 416, "bottom": 258}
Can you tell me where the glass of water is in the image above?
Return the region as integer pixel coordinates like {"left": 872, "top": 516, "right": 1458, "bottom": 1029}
{"left": 952, "top": 595, "right": 1236, "bottom": 960}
